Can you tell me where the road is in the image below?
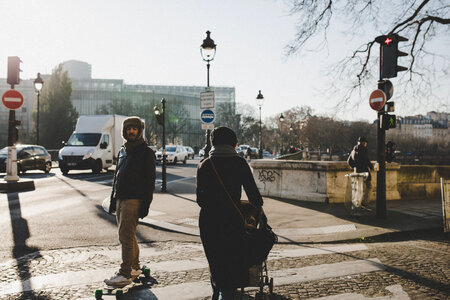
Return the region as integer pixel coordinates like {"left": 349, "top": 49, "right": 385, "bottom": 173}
{"left": 0, "top": 157, "right": 448, "bottom": 299}
{"left": 0, "top": 158, "right": 201, "bottom": 260}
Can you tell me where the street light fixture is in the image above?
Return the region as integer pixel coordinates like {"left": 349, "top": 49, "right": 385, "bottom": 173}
{"left": 34, "top": 73, "right": 44, "bottom": 145}
{"left": 256, "top": 90, "right": 264, "bottom": 159}
{"left": 200, "top": 30, "right": 217, "bottom": 158}
{"left": 154, "top": 98, "right": 167, "bottom": 192}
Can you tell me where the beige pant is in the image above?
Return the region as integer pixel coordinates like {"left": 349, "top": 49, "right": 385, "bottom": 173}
{"left": 116, "top": 198, "right": 141, "bottom": 278}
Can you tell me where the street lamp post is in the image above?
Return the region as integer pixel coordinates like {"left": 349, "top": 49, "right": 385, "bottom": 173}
{"left": 279, "top": 113, "right": 285, "bottom": 154}
{"left": 256, "top": 90, "right": 264, "bottom": 159}
{"left": 200, "top": 30, "right": 216, "bottom": 158}
{"left": 34, "top": 73, "right": 44, "bottom": 145}
{"left": 154, "top": 98, "right": 167, "bottom": 192}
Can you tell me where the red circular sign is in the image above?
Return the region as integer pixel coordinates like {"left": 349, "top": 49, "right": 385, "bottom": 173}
{"left": 2, "top": 89, "right": 24, "bottom": 110}
{"left": 369, "top": 89, "right": 386, "bottom": 111}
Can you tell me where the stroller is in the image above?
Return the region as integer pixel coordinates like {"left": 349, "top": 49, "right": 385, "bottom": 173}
{"left": 238, "top": 201, "right": 276, "bottom": 300}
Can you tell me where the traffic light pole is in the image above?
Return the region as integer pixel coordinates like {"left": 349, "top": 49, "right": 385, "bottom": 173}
{"left": 376, "top": 45, "right": 387, "bottom": 219}
{"left": 161, "top": 98, "right": 167, "bottom": 192}
{"left": 5, "top": 97, "right": 19, "bottom": 182}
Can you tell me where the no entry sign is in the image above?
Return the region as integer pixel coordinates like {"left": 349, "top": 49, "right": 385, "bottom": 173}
{"left": 2, "top": 89, "right": 24, "bottom": 110}
{"left": 369, "top": 89, "right": 386, "bottom": 111}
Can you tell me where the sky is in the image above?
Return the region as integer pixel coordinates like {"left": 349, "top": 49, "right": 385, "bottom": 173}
{"left": 0, "top": 0, "right": 448, "bottom": 123}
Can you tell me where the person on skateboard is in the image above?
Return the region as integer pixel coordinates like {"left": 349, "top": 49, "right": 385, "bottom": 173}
{"left": 104, "top": 116, "right": 156, "bottom": 287}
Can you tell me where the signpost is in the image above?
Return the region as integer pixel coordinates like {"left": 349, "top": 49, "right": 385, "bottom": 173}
{"left": 369, "top": 89, "right": 386, "bottom": 111}
{"left": 1, "top": 90, "right": 24, "bottom": 183}
{"left": 2, "top": 89, "right": 24, "bottom": 110}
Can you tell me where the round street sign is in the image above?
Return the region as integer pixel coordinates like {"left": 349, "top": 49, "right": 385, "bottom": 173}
{"left": 200, "top": 109, "right": 215, "bottom": 124}
{"left": 369, "top": 89, "right": 387, "bottom": 111}
{"left": 2, "top": 89, "right": 24, "bottom": 110}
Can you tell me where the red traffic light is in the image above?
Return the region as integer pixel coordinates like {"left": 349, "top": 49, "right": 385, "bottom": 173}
{"left": 384, "top": 37, "right": 393, "bottom": 45}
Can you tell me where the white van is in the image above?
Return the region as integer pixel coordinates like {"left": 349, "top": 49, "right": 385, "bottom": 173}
{"left": 58, "top": 115, "right": 128, "bottom": 174}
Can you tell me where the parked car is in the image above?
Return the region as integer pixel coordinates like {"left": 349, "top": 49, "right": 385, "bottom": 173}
{"left": 250, "top": 147, "right": 259, "bottom": 159}
{"left": 185, "top": 146, "right": 195, "bottom": 159}
{"left": 263, "top": 150, "right": 275, "bottom": 159}
{"left": 155, "top": 145, "right": 188, "bottom": 164}
{"left": 199, "top": 146, "right": 206, "bottom": 158}
{"left": 0, "top": 144, "right": 52, "bottom": 174}
{"left": 236, "top": 145, "right": 250, "bottom": 157}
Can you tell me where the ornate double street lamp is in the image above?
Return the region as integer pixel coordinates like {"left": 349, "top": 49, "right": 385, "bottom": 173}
{"left": 200, "top": 30, "right": 216, "bottom": 158}
{"left": 154, "top": 98, "right": 167, "bottom": 192}
{"left": 34, "top": 73, "right": 44, "bottom": 145}
{"left": 256, "top": 90, "right": 264, "bottom": 159}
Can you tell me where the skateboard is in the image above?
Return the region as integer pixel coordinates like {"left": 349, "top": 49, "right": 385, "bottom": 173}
{"left": 95, "top": 266, "right": 155, "bottom": 299}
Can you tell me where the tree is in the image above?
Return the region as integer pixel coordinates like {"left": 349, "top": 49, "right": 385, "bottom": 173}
{"left": 166, "top": 98, "right": 189, "bottom": 144}
{"left": 285, "top": 0, "right": 450, "bottom": 108}
{"left": 36, "top": 64, "right": 78, "bottom": 149}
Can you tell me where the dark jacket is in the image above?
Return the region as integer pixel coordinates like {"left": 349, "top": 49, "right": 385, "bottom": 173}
{"left": 196, "top": 155, "right": 263, "bottom": 288}
{"left": 348, "top": 144, "right": 374, "bottom": 179}
{"left": 112, "top": 143, "right": 156, "bottom": 218}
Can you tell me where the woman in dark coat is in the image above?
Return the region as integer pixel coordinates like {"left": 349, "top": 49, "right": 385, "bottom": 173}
{"left": 196, "top": 127, "right": 263, "bottom": 300}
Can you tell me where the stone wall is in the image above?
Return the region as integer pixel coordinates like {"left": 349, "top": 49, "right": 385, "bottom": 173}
{"left": 250, "top": 160, "right": 448, "bottom": 203}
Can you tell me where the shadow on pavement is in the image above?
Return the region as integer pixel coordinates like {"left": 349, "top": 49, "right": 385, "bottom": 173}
{"left": 7, "top": 192, "right": 52, "bottom": 300}
{"left": 272, "top": 197, "right": 443, "bottom": 241}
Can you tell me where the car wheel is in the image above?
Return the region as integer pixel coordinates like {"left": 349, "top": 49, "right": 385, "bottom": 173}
{"left": 92, "top": 160, "right": 102, "bottom": 174}
{"left": 61, "top": 166, "right": 69, "bottom": 175}
{"left": 44, "top": 162, "right": 52, "bottom": 173}
{"left": 183, "top": 156, "right": 187, "bottom": 164}
{"left": 18, "top": 164, "right": 26, "bottom": 174}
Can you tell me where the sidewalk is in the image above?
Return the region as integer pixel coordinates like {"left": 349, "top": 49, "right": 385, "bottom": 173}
{"left": 143, "top": 180, "right": 444, "bottom": 243}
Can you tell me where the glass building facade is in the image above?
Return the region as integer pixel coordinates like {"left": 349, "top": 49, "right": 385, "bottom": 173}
{"left": 0, "top": 60, "right": 235, "bottom": 149}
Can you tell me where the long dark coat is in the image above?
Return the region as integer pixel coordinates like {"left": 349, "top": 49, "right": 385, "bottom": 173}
{"left": 196, "top": 155, "right": 263, "bottom": 288}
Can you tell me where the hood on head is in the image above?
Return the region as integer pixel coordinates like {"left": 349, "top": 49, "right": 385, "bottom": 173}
{"left": 122, "top": 116, "right": 145, "bottom": 141}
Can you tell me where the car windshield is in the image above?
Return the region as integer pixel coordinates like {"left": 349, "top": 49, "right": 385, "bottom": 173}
{"left": 166, "top": 146, "right": 177, "bottom": 152}
{"left": 67, "top": 133, "right": 101, "bottom": 146}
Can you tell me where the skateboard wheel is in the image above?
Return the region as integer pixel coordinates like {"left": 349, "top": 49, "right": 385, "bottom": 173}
{"left": 116, "top": 289, "right": 124, "bottom": 300}
{"left": 94, "top": 289, "right": 103, "bottom": 299}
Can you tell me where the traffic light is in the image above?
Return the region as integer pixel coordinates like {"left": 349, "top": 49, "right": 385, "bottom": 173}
{"left": 7, "top": 56, "right": 22, "bottom": 87}
{"left": 380, "top": 113, "right": 396, "bottom": 130}
{"left": 385, "top": 141, "right": 396, "bottom": 163}
{"left": 375, "top": 34, "right": 408, "bottom": 79}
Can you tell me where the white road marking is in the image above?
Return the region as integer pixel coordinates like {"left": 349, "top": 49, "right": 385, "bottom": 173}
{"left": 275, "top": 224, "right": 357, "bottom": 236}
{"left": 310, "top": 284, "right": 410, "bottom": 299}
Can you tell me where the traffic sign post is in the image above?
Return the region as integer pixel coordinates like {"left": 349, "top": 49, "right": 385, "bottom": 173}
{"left": 2, "top": 90, "right": 24, "bottom": 182}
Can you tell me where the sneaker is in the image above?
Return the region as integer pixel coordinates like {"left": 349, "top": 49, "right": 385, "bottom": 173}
{"left": 104, "top": 273, "right": 132, "bottom": 288}
{"left": 131, "top": 268, "right": 142, "bottom": 279}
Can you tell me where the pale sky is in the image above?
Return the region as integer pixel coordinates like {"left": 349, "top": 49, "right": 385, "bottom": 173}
{"left": 0, "top": 0, "right": 448, "bottom": 122}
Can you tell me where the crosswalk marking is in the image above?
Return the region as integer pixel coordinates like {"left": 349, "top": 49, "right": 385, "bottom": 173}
{"left": 144, "top": 259, "right": 386, "bottom": 300}
{"left": 310, "top": 284, "right": 410, "bottom": 300}
{"left": 275, "top": 224, "right": 357, "bottom": 236}
{"left": 1, "top": 243, "right": 380, "bottom": 298}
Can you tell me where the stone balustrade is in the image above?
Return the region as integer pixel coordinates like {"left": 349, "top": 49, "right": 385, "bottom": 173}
{"left": 250, "top": 160, "right": 449, "bottom": 203}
